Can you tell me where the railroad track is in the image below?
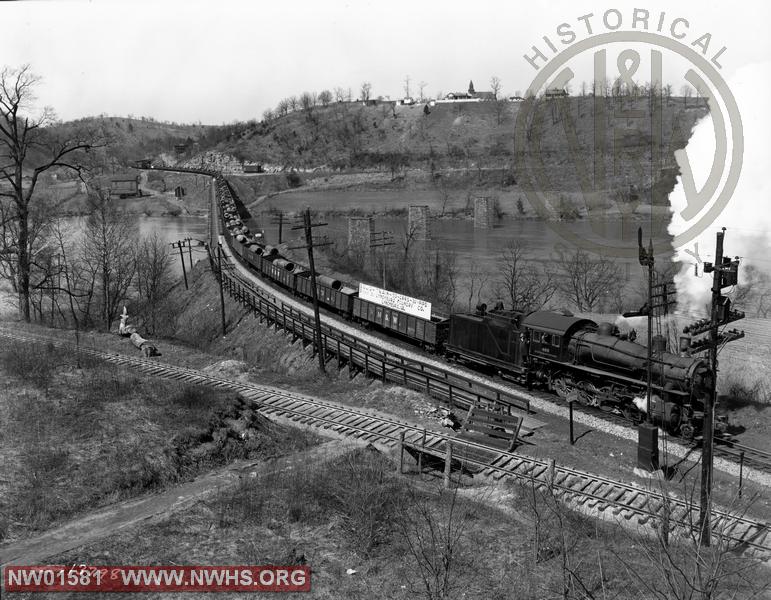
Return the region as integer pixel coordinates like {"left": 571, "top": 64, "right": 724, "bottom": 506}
{"left": 714, "top": 439, "right": 771, "bottom": 472}
{"left": 521, "top": 383, "right": 771, "bottom": 475}
{"left": 2, "top": 327, "right": 769, "bottom": 554}
{"left": 193, "top": 166, "right": 771, "bottom": 478}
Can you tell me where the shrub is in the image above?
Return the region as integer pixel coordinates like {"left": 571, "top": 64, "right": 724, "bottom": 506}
{"left": 216, "top": 448, "right": 405, "bottom": 556}
{"left": 286, "top": 171, "right": 302, "bottom": 188}
{"left": 172, "top": 385, "right": 212, "bottom": 409}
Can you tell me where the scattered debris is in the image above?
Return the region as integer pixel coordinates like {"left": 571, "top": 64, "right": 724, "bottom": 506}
{"left": 203, "top": 359, "right": 250, "bottom": 380}
{"left": 120, "top": 307, "right": 162, "bottom": 356}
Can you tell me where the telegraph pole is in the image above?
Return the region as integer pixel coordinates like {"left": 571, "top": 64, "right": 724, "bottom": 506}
{"left": 271, "top": 211, "right": 284, "bottom": 244}
{"left": 700, "top": 230, "right": 723, "bottom": 546}
{"left": 186, "top": 237, "right": 194, "bottom": 272}
{"left": 216, "top": 243, "right": 227, "bottom": 336}
{"left": 172, "top": 240, "right": 189, "bottom": 290}
{"left": 682, "top": 228, "right": 743, "bottom": 547}
{"left": 290, "top": 208, "right": 331, "bottom": 373}
{"left": 370, "top": 230, "right": 394, "bottom": 289}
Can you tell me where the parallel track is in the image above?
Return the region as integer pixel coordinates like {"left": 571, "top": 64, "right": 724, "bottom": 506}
{"left": 175, "top": 165, "right": 771, "bottom": 477}
{"left": 2, "top": 327, "right": 769, "bottom": 554}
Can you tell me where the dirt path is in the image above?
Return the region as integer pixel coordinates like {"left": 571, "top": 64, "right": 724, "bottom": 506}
{"left": 0, "top": 441, "right": 350, "bottom": 567}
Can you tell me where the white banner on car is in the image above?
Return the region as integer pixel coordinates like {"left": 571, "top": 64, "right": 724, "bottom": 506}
{"left": 359, "top": 283, "right": 431, "bottom": 320}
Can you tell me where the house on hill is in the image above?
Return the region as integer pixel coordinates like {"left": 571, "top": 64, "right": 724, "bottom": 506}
{"left": 438, "top": 79, "right": 499, "bottom": 103}
{"left": 444, "top": 91, "right": 473, "bottom": 101}
{"left": 544, "top": 87, "right": 569, "bottom": 99}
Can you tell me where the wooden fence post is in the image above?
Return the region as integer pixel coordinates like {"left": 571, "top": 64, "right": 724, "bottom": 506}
{"left": 418, "top": 428, "right": 426, "bottom": 474}
{"left": 399, "top": 431, "right": 405, "bottom": 475}
{"left": 444, "top": 442, "right": 453, "bottom": 489}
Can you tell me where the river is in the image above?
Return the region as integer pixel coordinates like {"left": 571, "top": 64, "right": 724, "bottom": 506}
{"left": 118, "top": 195, "right": 674, "bottom": 310}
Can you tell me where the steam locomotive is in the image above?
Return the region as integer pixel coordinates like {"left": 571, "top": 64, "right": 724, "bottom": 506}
{"left": 445, "top": 310, "right": 713, "bottom": 439}
{"left": 175, "top": 168, "right": 714, "bottom": 439}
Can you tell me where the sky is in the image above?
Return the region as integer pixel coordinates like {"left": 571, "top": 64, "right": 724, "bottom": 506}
{"left": 2, "top": 0, "right": 769, "bottom": 125}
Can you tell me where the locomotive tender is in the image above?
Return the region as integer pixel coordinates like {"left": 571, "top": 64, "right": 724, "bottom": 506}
{"left": 211, "top": 170, "right": 711, "bottom": 438}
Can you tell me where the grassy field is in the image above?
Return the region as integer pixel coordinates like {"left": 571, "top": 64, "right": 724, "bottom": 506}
{"left": 0, "top": 339, "right": 318, "bottom": 543}
{"left": 42, "top": 447, "right": 770, "bottom": 600}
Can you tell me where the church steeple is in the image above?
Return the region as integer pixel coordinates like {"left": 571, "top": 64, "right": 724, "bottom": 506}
{"left": 468, "top": 80, "right": 475, "bottom": 94}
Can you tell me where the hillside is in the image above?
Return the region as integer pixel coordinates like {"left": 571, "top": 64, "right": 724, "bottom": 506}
{"left": 218, "top": 96, "right": 708, "bottom": 199}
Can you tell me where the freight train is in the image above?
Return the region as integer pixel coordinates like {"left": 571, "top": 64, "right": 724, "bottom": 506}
{"left": 137, "top": 166, "right": 714, "bottom": 439}
{"left": 210, "top": 173, "right": 714, "bottom": 439}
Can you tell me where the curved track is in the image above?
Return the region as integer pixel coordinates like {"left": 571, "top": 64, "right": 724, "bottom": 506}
{"left": 3, "top": 327, "right": 770, "bottom": 554}
{"left": 108, "top": 165, "right": 771, "bottom": 553}
{"left": 206, "top": 167, "right": 771, "bottom": 476}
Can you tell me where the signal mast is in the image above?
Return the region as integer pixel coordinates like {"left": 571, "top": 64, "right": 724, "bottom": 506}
{"left": 628, "top": 228, "right": 676, "bottom": 472}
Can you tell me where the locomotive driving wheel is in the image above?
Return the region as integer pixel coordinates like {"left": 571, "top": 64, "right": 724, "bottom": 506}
{"left": 551, "top": 375, "right": 569, "bottom": 399}
{"left": 679, "top": 423, "right": 695, "bottom": 440}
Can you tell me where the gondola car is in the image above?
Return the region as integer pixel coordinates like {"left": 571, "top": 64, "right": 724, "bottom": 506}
{"left": 295, "top": 274, "right": 357, "bottom": 315}
{"left": 264, "top": 258, "right": 298, "bottom": 291}
{"left": 352, "top": 296, "right": 449, "bottom": 351}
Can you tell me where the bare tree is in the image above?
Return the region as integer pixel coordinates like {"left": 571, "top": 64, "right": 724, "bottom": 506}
{"left": 612, "top": 486, "right": 770, "bottom": 600}
{"left": 680, "top": 84, "right": 693, "bottom": 106}
{"left": 80, "top": 185, "right": 137, "bottom": 331}
{"left": 288, "top": 95, "right": 299, "bottom": 112}
{"left": 276, "top": 98, "right": 289, "bottom": 116}
{"left": 0, "top": 64, "right": 97, "bottom": 321}
{"left": 397, "top": 485, "right": 476, "bottom": 600}
{"left": 490, "top": 76, "right": 502, "bottom": 100}
{"left": 555, "top": 247, "right": 620, "bottom": 312}
{"left": 317, "top": 89, "right": 332, "bottom": 107}
{"left": 733, "top": 264, "right": 771, "bottom": 318}
{"left": 360, "top": 81, "right": 372, "bottom": 102}
{"left": 403, "top": 75, "right": 411, "bottom": 99}
{"left": 495, "top": 241, "right": 557, "bottom": 312}
{"left": 465, "top": 268, "right": 489, "bottom": 312}
{"left": 135, "top": 232, "right": 174, "bottom": 334}
{"left": 418, "top": 81, "right": 427, "bottom": 101}
{"left": 333, "top": 86, "right": 346, "bottom": 103}
{"left": 519, "top": 473, "right": 608, "bottom": 599}
{"left": 299, "top": 91, "right": 313, "bottom": 112}
{"left": 494, "top": 96, "right": 508, "bottom": 125}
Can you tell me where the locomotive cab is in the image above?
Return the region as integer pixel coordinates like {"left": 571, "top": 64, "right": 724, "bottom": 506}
{"left": 523, "top": 312, "right": 597, "bottom": 363}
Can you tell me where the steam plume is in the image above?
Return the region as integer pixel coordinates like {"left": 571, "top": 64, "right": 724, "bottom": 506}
{"left": 669, "top": 62, "right": 771, "bottom": 316}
